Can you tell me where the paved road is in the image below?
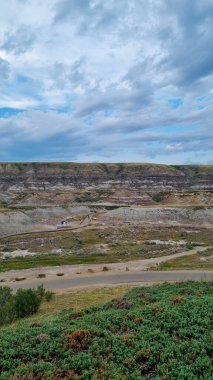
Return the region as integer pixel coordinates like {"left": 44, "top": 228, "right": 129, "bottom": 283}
{"left": 5, "top": 270, "right": 213, "bottom": 292}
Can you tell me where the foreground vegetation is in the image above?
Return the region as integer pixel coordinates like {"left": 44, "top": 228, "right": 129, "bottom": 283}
{"left": 0, "top": 281, "right": 212, "bottom": 379}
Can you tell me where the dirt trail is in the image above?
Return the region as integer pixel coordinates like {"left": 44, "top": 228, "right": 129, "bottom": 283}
{"left": 0, "top": 217, "right": 92, "bottom": 239}
{"left": 0, "top": 247, "right": 206, "bottom": 282}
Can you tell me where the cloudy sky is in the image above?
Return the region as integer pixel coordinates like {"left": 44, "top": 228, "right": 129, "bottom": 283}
{"left": 0, "top": 0, "right": 212, "bottom": 163}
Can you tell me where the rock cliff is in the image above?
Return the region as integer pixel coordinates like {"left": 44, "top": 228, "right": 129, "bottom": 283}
{"left": 0, "top": 163, "right": 212, "bottom": 191}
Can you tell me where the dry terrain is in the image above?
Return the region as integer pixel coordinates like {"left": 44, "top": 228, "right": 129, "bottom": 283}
{"left": 0, "top": 163, "right": 212, "bottom": 289}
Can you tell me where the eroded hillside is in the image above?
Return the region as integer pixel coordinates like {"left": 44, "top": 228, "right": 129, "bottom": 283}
{"left": 0, "top": 163, "right": 212, "bottom": 191}
{"left": 0, "top": 163, "right": 212, "bottom": 273}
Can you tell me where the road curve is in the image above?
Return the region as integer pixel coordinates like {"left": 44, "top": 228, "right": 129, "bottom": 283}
{"left": 5, "top": 270, "right": 213, "bottom": 292}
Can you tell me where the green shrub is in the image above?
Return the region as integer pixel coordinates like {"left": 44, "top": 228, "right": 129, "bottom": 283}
{"left": 0, "top": 285, "right": 54, "bottom": 326}
{"left": 0, "top": 287, "right": 16, "bottom": 325}
{"left": 36, "top": 284, "right": 46, "bottom": 300}
{"left": 44, "top": 291, "right": 54, "bottom": 302}
{"left": 14, "top": 288, "right": 42, "bottom": 318}
{"left": 0, "top": 299, "right": 16, "bottom": 325}
{"left": 151, "top": 191, "right": 169, "bottom": 202}
{"left": 186, "top": 241, "right": 193, "bottom": 250}
{"left": 0, "top": 286, "right": 12, "bottom": 307}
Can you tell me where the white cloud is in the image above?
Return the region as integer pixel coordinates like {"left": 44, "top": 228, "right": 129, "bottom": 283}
{"left": 0, "top": 0, "right": 212, "bottom": 163}
{"left": 0, "top": 57, "right": 10, "bottom": 79}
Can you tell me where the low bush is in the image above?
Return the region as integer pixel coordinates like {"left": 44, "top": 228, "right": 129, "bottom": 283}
{"left": 14, "top": 288, "right": 41, "bottom": 318}
{"left": 186, "top": 241, "right": 193, "bottom": 249}
{"left": 151, "top": 191, "right": 169, "bottom": 202}
{"left": 45, "top": 290, "right": 54, "bottom": 302}
{"left": 0, "top": 285, "right": 54, "bottom": 326}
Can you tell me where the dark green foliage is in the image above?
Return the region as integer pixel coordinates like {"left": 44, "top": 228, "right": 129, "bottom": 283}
{"left": 0, "top": 298, "right": 16, "bottom": 326}
{"left": 116, "top": 163, "right": 125, "bottom": 175}
{"left": 0, "top": 287, "right": 16, "bottom": 325}
{"left": 0, "top": 282, "right": 212, "bottom": 379}
{"left": 0, "top": 285, "right": 54, "bottom": 326}
{"left": 99, "top": 163, "right": 110, "bottom": 174}
{"left": 14, "top": 289, "right": 41, "bottom": 318}
{"left": 151, "top": 191, "right": 170, "bottom": 202}
{"left": 0, "top": 287, "right": 12, "bottom": 306}
{"left": 44, "top": 290, "right": 54, "bottom": 302}
{"left": 186, "top": 241, "right": 193, "bottom": 250}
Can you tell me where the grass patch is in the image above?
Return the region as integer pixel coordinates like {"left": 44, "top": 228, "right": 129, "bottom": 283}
{"left": 156, "top": 248, "right": 213, "bottom": 270}
{"left": 0, "top": 250, "right": 167, "bottom": 272}
{"left": 35, "top": 286, "right": 133, "bottom": 318}
{"left": 0, "top": 241, "right": 188, "bottom": 272}
{"left": 0, "top": 253, "right": 109, "bottom": 272}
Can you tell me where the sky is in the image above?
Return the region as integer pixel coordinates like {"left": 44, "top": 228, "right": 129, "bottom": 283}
{"left": 0, "top": 0, "right": 212, "bottom": 164}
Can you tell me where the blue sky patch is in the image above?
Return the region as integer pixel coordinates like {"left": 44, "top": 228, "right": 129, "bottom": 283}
{"left": 0, "top": 108, "right": 24, "bottom": 118}
{"left": 168, "top": 98, "right": 183, "bottom": 109}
